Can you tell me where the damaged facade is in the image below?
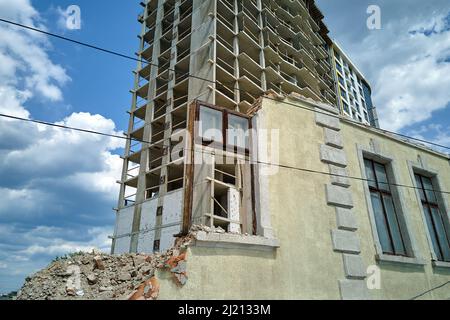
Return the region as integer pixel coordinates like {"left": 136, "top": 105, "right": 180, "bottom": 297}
{"left": 112, "top": 0, "right": 339, "bottom": 255}
{"left": 111, "top": 0, "right": 450, "bottom": 300}
{"left": 155, "top": 95, "right": 450, "bottom": 300}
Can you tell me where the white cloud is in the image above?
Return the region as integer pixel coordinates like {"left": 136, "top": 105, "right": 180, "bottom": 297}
{"left": 410, "top": 11, "right": 450, "bottom": 35}
{"left": 20, "top": 226, "right": 112, "bottom": 257}
{"left": 352, "top": 13, "right": 450, "bottom": 131}
{"left": 0, "top": 0, "right": 70, "bottom": 103}
{"left": 319, "top": 1, "right": 450, "bottom": 133}
{"left": 0, "top": 0, "right": 123, "bottom": 291}
{"left": 0, "top": 0, "right": 123, "bottom": 213}
{"left": 0, "top": 111, "right": 123, "bottom": 220}
{"left": 0, "top": 0, "right": 40, "bottom": 28}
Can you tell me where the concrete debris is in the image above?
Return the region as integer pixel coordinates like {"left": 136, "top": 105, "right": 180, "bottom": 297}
{"left": 15, "top": 231, "right": 197, "bottom": 301}
{"left": 189, "top": 225, "right": 227, "bottom": 234}
{"left": 93, "top": 255, "right": 106, "bottom": 270}
{"left": 86, "top": 273, "right": 97, "bottom": 285}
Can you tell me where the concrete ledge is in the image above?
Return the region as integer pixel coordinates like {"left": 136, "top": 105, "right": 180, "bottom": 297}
{"left": 432, "top": 260, "right": 450, "bottom": 269}
{"left": 332, "top": 230, "right": 361, "bottom": 254}
{"left": 193, "top": 232, "right": 280, "bottom": 252}
{"left": 320, "top": 145, "right": 348, "bottom": 167}
{"left": 339, "top": 279, "right": 371, "bottom": 300}
{"left": 376, "top": 254, "right": 427, "bottom": 266}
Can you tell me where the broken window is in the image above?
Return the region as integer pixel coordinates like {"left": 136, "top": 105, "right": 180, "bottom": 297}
{"left": 187, "top": 102, "right": 254, "bottom": 236}
{"left": 210, "top": 158, "right": 241, "bottom": 233}
{"left": 227, "top": 114, "right": 249, "bottom": 151}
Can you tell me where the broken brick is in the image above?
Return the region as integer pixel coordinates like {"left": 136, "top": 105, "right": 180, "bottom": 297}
{"left": 93, "top": 256, "right": 105, "bottom": 270}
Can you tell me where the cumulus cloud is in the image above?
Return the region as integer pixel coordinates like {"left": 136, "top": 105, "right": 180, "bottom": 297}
{"left": 367, "top": 13, "right": 450, "bottom": 131}
{"left": 318, "top": 0, "right": 450, "bottom": 137}
{"left": 0, "top": 0, "right": 123, "bottom": 292}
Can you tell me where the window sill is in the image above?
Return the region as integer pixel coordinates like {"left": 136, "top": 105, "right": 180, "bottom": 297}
{"left": 193, "top": 231, "right": 280, "bottom": 252}
{"left": 376, "top": 254, "right": 427, "bottom": 266}
{"left": 432, "top": 260, "right": 450, "bottom": 269}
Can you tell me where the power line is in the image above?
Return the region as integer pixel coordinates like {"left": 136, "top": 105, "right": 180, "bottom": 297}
{"left": 191, "top": 147, "right": 450, "bottom": 195}
{"left": 0, "top": 113, "right": 131, "bottom": 143}
{"left": 1, "top": 18, "right": 449, "bottom": 194}
{"left": 0, "top": 18, "right": 140, "bottom": 63}
{"left": 410, "top": 281, "right": 450, "bottom": 300}
{"left": 1, "top": 17, "right": 450, "bottom": 151}
{"left": 1, "top": 112, "right": 450, "bottom": 196}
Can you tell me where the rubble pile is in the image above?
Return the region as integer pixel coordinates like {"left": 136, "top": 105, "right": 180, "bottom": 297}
{"left": 15, "top": 225, "right": 230, "bottom": 300}
{"left": 16, "top": 235, "right": 193, "bottom": 301}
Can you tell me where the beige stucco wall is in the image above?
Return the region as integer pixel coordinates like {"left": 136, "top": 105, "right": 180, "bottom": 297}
{"left": 341, "top": 118, "right": 450, "bottom": 300}
{"left": 157, "top": 97, "right": 450, "bottom": 300}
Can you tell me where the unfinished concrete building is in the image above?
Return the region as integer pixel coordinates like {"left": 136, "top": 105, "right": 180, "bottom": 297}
{"left": 110, "top": 0, "right": 450, "bottom": 300}
{"left": 112, "top": 0, "right": 337, "bottom": 254}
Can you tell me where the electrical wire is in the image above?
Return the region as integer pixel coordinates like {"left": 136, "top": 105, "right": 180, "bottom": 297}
{"left": 1, "top": 17, "right": 450, "bottom": 151}
{"left": 1, "top": 112, "right": 450, "bottom": 196}
{"left": 410, "top": 281, "right": 450, "bottom": 300}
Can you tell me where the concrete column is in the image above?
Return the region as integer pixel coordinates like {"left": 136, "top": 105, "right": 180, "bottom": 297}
{"left": 129, "top": 0, "right": 165, "bottom": 253}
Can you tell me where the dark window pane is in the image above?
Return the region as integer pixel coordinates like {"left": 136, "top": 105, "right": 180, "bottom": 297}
{"left": 382, "top": 194, "right": 406, "bottom": 256}
{"left": 364, "top": 159, "right": 377, "bottom": 189}
{"left": 371, "top": 192, "right": 393, "bottom": 254}
{"left": 423, "top": 206, "right": 443, "bottom": 261}
{"left": 374, "top": 162, "right": 390, "bottom": 192}
{"left": 422, "top": 177, "right": 437, "bottom": 204}
{"left": 430, "top": 207, "right": 450, "bottom": 262}
{"left": 227, "top": 114, "right": 249, "bottom": 150}
{"left": 415, "top": 174, "right": 426, "bottom": 201}
{"left": 199, "top": 107, "right": 223, "bottom": 143}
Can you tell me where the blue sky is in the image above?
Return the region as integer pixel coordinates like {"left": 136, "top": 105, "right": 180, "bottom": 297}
{"left": 0, "top": 0, "right": 450, "bottom": 293}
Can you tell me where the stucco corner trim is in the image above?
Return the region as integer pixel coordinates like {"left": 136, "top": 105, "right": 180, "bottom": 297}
{"left": 193, "top": 232, "right": 280, "bottom": 252}
{"left": 376, "top": 254, "right": 427, "bottom": 267}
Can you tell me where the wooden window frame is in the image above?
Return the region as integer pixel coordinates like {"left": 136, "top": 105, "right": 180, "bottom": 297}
{"left": 195, "top": 101, "right": 252, "bottom": 155}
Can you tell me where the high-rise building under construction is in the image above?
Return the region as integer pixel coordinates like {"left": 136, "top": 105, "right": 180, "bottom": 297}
{"left": 112, "top": 0, "right": 352, "bottom": 254}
